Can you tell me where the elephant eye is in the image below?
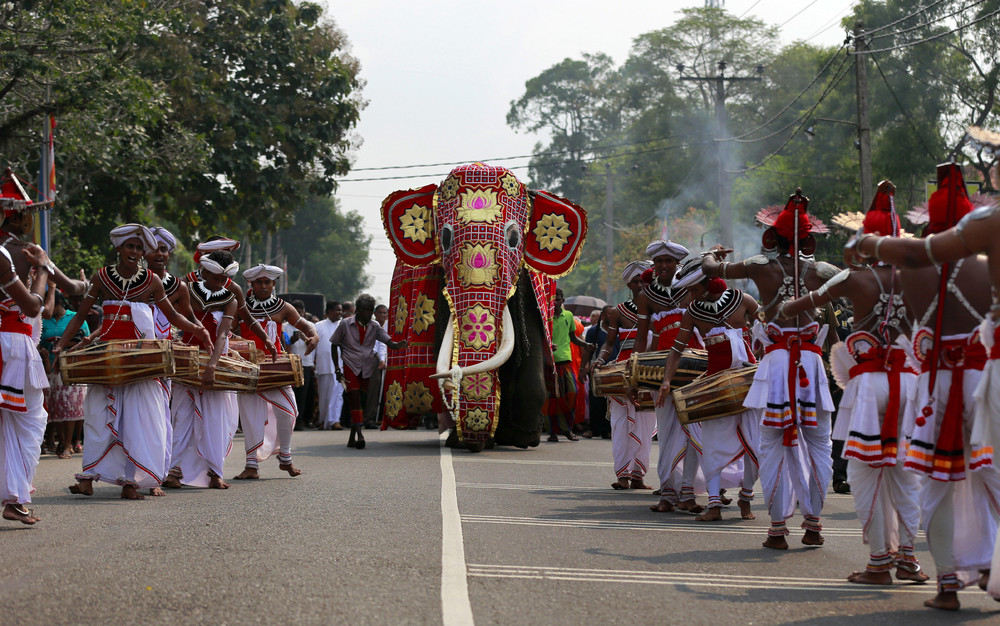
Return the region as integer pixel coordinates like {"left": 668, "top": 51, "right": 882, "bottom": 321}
{"left": 440, "top": 223, "right": 454, "bottom": 253}
{"left": 504, "top": 221, "right": 521, "bottom": 251}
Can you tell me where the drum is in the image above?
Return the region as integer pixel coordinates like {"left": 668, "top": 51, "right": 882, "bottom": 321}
{"left": 672, "top": 365, "right": 758, "bottom": 425}
{"left": 628, "top": 349, "right": 708, "bottom": 390}
{"left": 172, "top": 350, "right": 260, "bottom": 392}
{"left": 228, "top": 339, "right": 261, "bottom": 364}
{"left": 255, "top": 354, "right": 304, "bottom": 391}
{"left": 59, "top": 339, "right": 174, "bottom": 386}
{"left": 591, "top": 362, "right": 629, "bottom": 398}
{"left": 171, "top": 344, "right": 200, "bottom": 379}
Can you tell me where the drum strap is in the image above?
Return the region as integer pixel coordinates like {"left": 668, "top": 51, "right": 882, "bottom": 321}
{"left": 849, "top": 346, "right": 912, "bottom": 463}
{"left": 765, "top": 335, "right": 822, "bottom": 446}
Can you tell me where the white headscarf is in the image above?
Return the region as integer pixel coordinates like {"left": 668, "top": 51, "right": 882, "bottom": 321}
{"left": 644, "top": 240, "right": 689, "bottom": 261}
{"left": 620, "top": 260, "right": 652, "bottom": 284}
{"left": 671, "top": 257, "right": 705, "bottom": 290}
{"left": 200, "top": 257, "right": 239, "bottom": 277}
{"left": 110, "top": 224, "right": 157, "bottom": 251}
{"left": 243, "top": 263, "right": 283, "bottom": 281}
{"left": 149, "top": 226, "right": 177, "bottom": 252}
{"left": 196, "top": 238, "right": 240, "bottom": 253}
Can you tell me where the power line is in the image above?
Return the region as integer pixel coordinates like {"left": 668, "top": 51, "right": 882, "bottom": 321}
{"left": 851, "top": 6, "right": 1000, "bottom": 54}
{"left": 802, "top": 0, "right": 856, "bottom": 42}
{"left": 864, "top": 0, "right": 948, "bottom": 35}
{"left": 737, "top": 0, "right": 765, "bottom": 19}
{"left": 869, "top": 0, "right": 988, "bottom": 41}
{"left": 776, "top": 0, "right": 824, "bottom": 29}
{"left": 870, "top": 52, "right": 939, "bottom": 160}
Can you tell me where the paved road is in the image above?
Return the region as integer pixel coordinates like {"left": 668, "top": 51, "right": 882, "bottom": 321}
{"left": 5, "top": 428, "right": 1000, "bottom": 625}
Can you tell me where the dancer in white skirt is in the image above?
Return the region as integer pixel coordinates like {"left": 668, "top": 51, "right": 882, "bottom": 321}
{"left": 848, "top": 162, "right": 1000, "bottom": 610}
{"left": 783, "top": 181, "right": 928, "bottom": 584}
{"left": 702, "top": 189, "right": 840, "bottom": 550}
{"left": 656, "top": 257, "right": 760, "bottom": 521}
{"left": 233, "top": 263, "right": 316, "bottom": 479}
{"left": 58, "top": 224, "right": 211, "bottom": 500}
{"left": 163, "top": 250, "right": 241, "bottom": 490}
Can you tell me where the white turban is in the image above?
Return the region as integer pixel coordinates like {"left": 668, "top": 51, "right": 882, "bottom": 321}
{"left": 243, "top": 263, "right": 283, "bottom": 281}
{"left": 645, "top": 240, "right": 689, "bottom": 261}
{"left": 149, "top": 226, "right": 177, "bottom": 252}
{"left": 200, "top": 257, "right": 240, "bottom": 278}
{"left": 110, "top": 224, "right": 157, "bottom": 252}
{"left": 620, "top": 260, "right": 652, "bottom": 284}
{"left": 196, "top": 238, "right": 240, "bottom": 253}
{"left": 671, "top": 257, "right": 705, "bottom": 290}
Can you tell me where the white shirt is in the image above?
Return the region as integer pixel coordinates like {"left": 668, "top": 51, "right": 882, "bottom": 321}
{"left": 284, "top": 320, "right": 314, "bottom": 367}
{"left": 374, "top": 320, "right": 388, "bottom": 365}
{"left": 314, "top": 318, "right": 342, "bottom": 375}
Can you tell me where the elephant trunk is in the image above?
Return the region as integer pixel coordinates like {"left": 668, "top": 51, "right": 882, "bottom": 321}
{"left": 431, "top": 306, "right": 514, "bottom": 381}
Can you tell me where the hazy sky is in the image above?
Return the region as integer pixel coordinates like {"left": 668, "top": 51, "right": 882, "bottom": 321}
{"left": 321, "top": 0, "right": 857, "bottom": 302}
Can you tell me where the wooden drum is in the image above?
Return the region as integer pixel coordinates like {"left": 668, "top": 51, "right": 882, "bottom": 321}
{"left": 628, "top": 348, "right": 708, "bottom": 390}
{"left": 59, "top": 339, "right": 175, "bottom": 386}
{"left": 255, "top": 354, "right": 304, "bottom": 391}
{"left": 172, "top": 350, "right": 259, "bottom": 392}
{"left": 672, "top": 365, "right": 758, "bottom": 425}
{"left": 228, "top": 339, "right": 261, "bottom": 365}
{"left": 591, "top": 362, "right": 629, "bottom": 398}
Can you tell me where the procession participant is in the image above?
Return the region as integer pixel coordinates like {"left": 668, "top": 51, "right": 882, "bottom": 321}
{"left": 847, "top": 163, "right": 1000, "bottom": 609}
{"left": 363, "top": 303, "right": 389, "bottom": 429}
{"left": 184, "top": 237, "right": 278, "bottom": 361}
{"left": 40, "top": 291, "right": 89, "bottom": 461}
{"left": 286, "top": 300, "right": 316, "bottom": 430}
{"left": 0, "top": 168, "right": 87, "bottom": 298}
{"left": 314, "top": 301, "right": 345, "bottom": 430}
{"left": 144, "top": 226, "right": 195, "bottom": 495}
{"left": 232, "top": 263, "right": 317, "bottom": 479}
{"left": 702, "top": 189, "right": 839, "bottom": 550}
{"left": 0, "top": 236, "right": 52, "bottom": 524}
{"left": 581, "top": 305, "right": 614, "bottom": 439}
{"left": 544, "top": 288, "right": 590, "bottom": 442}
{"left": 595, "top": 260, "right": 654, "bottom": 489}
{"left": 656, "top": 257, "right": 760, "bottom": 521}
{"left": 331, "top": 294, "right": 407, "bottom": 450}
{"left": 633, "top": 240, "right": 704, "bottom": 506}
{"left": 162, "top": 250, "right": 241, "bottom": 490}
{"left": 58, "top": 224, "right": 212, "bottom": 500}
{"left": 782, "top": 182, "right": 927, "bottom": 583}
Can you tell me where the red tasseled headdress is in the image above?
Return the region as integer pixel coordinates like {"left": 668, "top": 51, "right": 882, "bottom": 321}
{"left": 862, "top": 180, "right": 900, "bottom": 237}
{"left": 772, "top": 191, "right": 812, "bottom": 240}
{"left": 925, "top": 162, "right": 973, "bottom": 235}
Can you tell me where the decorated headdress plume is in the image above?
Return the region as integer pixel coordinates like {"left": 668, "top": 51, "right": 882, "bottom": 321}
{"left": 1, "top": 166, "right": 54, "bottom": 217}
{"left": 755, "top": 188, "right": 828, "bottom": 254}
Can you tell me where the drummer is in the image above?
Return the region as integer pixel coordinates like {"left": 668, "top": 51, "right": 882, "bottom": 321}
{"left": 594, "top": 259, "right": 657, "bottom": 490}
{"left": 655, "top": 257, "right": 760, "bottom": 522}
{"left": 163, "top": 250, "right": 241, "bottom": 490}
{"left": 184, "top": 237, "right": 278, "bottom": 362}
{"left": 701, "top": 190, "right": 840, "bottom": 550}
{"left": 232, "top": 263, "right": 318, "bottom": 480}
{"left": 57, "top": 224, "right": 213, "bottom": 500}
{"left": 780, "top": 182, "right": 928, "bottom": 585}
{"left": 145, "top": 226, "right": 196, "bottom": 496}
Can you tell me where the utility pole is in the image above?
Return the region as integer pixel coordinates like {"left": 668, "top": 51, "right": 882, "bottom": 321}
{"left": 680, "top": 61, "right": 761, "bottom": 249}
{"left": 604, "top": 163, "right": 614, "bottom": 302}
{"left": 854, "top": 22, "right": 874, "bottom": 210}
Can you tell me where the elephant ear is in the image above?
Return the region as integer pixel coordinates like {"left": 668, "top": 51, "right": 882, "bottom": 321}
{"left": 523, "top": 190, "right": 588, "bottom": 278}
{"left": 381, "top": 184, "right": 439, "bottom": 266}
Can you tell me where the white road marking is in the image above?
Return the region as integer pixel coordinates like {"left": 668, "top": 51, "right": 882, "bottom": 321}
{"left": 468, "top": 564, "right": 946, "bottom": 595}
{"left": 462, "top": 514, "right": 894, "bottom": 538}
{"left": 440, "top": 434, "right": 475, "bottom": 625}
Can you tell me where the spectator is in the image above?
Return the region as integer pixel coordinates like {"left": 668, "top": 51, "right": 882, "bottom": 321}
{"left": 286, "top": 299, "right": 316, "bottom": 430}
{"left": 314, "top": 301, "right": 345, "bottom": 430}
{"left": 40, "top": 291, "right": 89, "bottom": 458}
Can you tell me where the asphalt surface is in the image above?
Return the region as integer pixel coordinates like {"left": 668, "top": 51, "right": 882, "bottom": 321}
{"left": 5, "top": 427, "right": 1000, "bottom": 625}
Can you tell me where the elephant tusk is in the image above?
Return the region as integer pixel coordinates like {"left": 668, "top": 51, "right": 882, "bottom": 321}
{"left": 431, "top": 306, "right": 514, "bottom": 379}
{"left": 434, "top": 312, "right": 455, "bottom": 377}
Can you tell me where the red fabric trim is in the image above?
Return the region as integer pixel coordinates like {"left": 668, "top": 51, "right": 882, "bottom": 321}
{"left": 764, "top": 329, "right": 823, "bottom": 447}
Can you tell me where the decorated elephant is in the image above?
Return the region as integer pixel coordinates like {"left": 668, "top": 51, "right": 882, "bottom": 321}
{"left": 380, "top": 162, "right": 588, "bottom": 452}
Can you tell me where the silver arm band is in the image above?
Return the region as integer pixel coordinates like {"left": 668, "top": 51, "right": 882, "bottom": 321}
{"left": 925, "top": 235, "right": 938, "bottom": 265}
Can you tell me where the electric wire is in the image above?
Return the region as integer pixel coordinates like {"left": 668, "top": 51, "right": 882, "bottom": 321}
{"left": 869, "top": 52, "right": 939, "bottom": 160}
{"left": 737, "top": 0, "right": 765, "bottom": 19}
{"left": 776, "top": 0, "right": 825, "bottom": 29}
{"left": 851, "top": 6, "right": 1000, "bottom": 54}
{"left": 864, "top": 0, "right": 949, "bottom": 36}
{"left": 868, "top": 0, "right": 988, "bottom": 41}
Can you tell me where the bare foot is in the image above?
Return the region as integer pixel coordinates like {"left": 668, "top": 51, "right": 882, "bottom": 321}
{"left": 738, "top": 500, "right": 755, "bottom": 520}
{"left": 149, "top": 487, "right": 166, "bottom": 497}
{"left": 161, "top": 475, "right": 182, "bottom": 489}
{"left": 650, "top": 500, "right": 675, "bottom": 513}
{"left": 695, "top": 507, "right": 723, "bottom": 522}
{"left": 896, "top": 566, "right": 930, "bottom": 583}
{"left": 979, "top": 570, "right": 990, "bottom": 591}
{"left": 802, "top": 530, "right": 825, "bottom": 546}
{"left": 233, "top": 467, "right": 260, "bottom": 480}
{"left": 762, "top": 535, "right": 789, "bottom": 550}
{"left": 923, "top": 591, "right": 960, "bottom": 611}
{"left": 68, "top": 479, "right": 93, "bottom": 496}
{"left": 630, "top": 479, "right": 652, "bottom": 490}
{"left": 3, "top": 503, "right": 40, "bottom": 524}
{"left": 208, "top": 475, "right": 231, "bottom": 489}
{"left": 279, "top": 463, "right": 302, "bottom": 477}
{"left": 847, "top": 570, "right": 893, "bottom": 585}
{"left": 719, "top": 490, "right": 732, "bottom": 506}
{"left": 611, "top": 478, "right": 629, "bottom": 490}
{"left": 120, "top": 485, "right": 145, "bottom": 500}
{"left": 677, "top": 500, "right": 705, "bottom": 514}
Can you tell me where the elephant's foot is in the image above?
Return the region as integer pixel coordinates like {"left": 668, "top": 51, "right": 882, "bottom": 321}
{"left": 445, "top": 429, "right": 460, "bottom": 448}
{"left": 484, "top": 438, "right": 495, "bottom": 450}
{"left": 493, "top": 429, "right": 540, "bottom": 449}
{"left": 465, "top": 441, "right": 484, "bottom": 453}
